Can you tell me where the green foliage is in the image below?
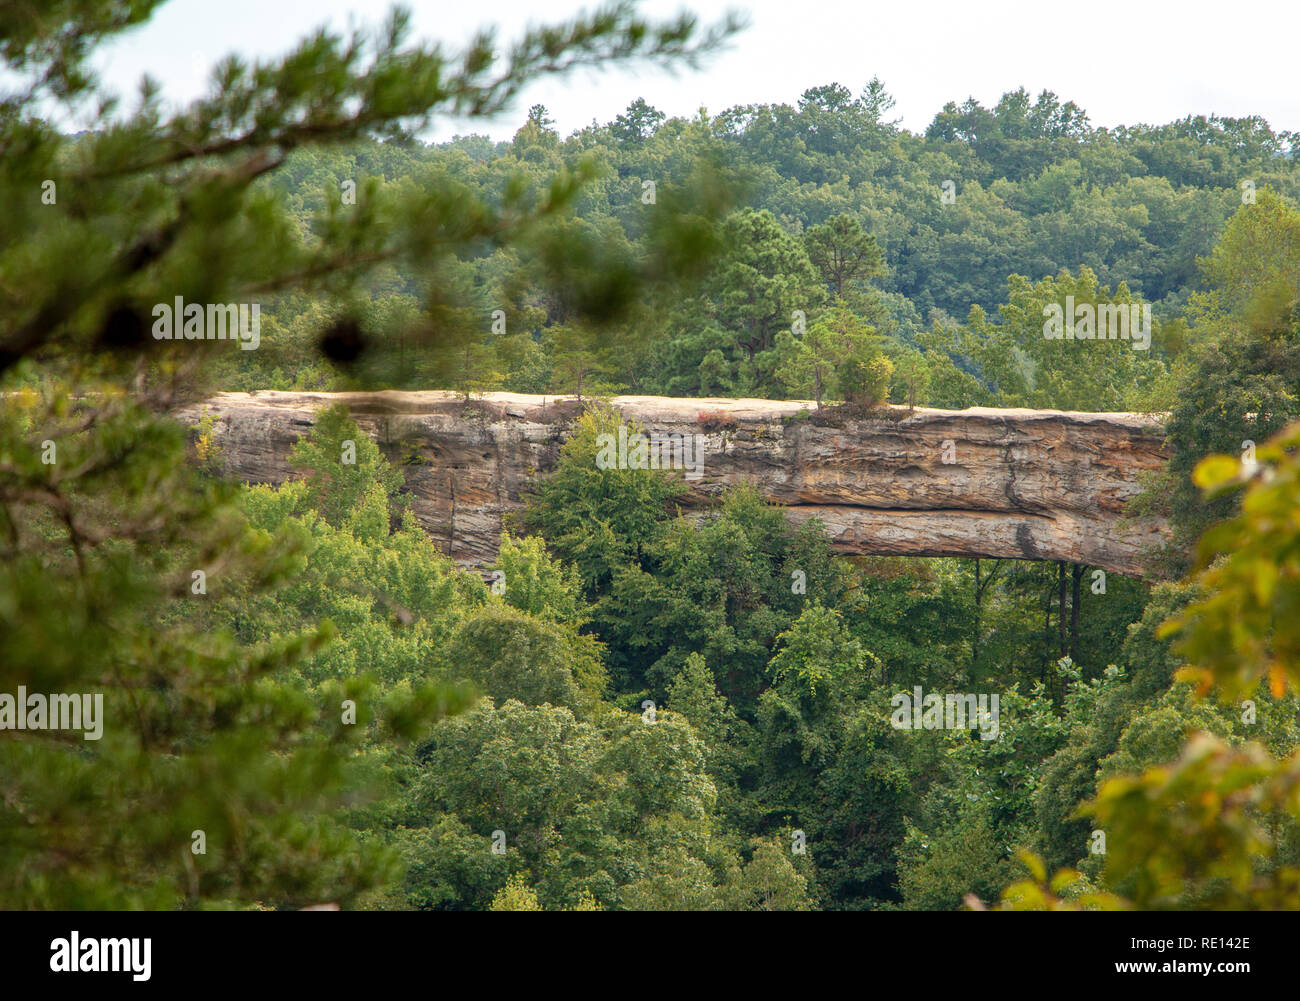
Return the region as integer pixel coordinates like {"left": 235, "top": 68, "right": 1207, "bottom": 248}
{"left": 489, "top": 873, "right": 544, "bottom": 911}
{"left": 898, "top": 685, "right": 1068, "bottom": 910}
{"left": 804, "top": 214, "right": 884, "bottom": 299}
{"left": 520, "top": 407, "right": 687, "bottom": 596}
{"left": 440, "top": 603, "right": 607, "bottom": 712}
{"left": 888, "top": 349, "right": 931, "bottom": 409}
{"left": 773, "top": 303, "right": 883, "bottom": 408}
{"left": 238, "top": 414, "right": 487, "bottom": 689}
{"left": 1140, "top": 192, "right": 1300, "bottom": 572}
{"left": 838, "top": 352, "right": 894, "bottom": 410}
{"left": 957, "top": 268, "right": 1166, "bottom": 411}
{"left": 594, "top": 485, "right": 847, "bottom": 706}
{"left": 290, "top": 405, "right": 405, "bottom": 527}
{"left": 722, "top": 837, "right": 815, "bottom": 910}
{"left": 1067, "top": 420, "right": 1300, "bottom": 909}
{"left": 397, "top": 699, "right": 746, "bottom": 910}
{"left": 768, "top": 603, "right": 865, "bottom": 698}
{"left": 1088, "top": 734, "right": 1300, "bottom": 908}
{"left": 10, "top": 0, "right": 1300, "bottom": 914}
{"left": 666, "top": 652, "right": 755, "bottom": 829}
{"left": 0, "top": 382, "right": 420, "bottom": 908}
{"left": 702, "top": 207, "right": 825, "bottom": 393}
{"left": 1165, "top": 421, "right": 1300, "bottom": 702}
{"left": 492, "top": 532, "right": 586, "bottom": 625}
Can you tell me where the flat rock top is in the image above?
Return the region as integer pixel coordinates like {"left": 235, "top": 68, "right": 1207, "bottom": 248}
{"left": 199, "top": 391, "right": 1168, "bottom": 432}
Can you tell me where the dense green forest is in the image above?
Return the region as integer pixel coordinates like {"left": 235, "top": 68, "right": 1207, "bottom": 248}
{"left": 3, "top": 1, "right": 1300, "bottom": 912}
{"left": 217, "top": 85, "right": 1300, "bottom": 406}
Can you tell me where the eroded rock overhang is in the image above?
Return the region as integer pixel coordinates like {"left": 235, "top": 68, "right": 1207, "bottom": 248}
{"left": 182, "top": 391, "right": 1171, "bottom": 577}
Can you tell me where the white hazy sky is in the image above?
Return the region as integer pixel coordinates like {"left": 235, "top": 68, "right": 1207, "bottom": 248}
{"left": 93, "top": 0, "right": 1300, "bottom": 140}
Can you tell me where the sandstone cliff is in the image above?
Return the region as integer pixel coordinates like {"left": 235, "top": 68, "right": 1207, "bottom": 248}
{"left": 181, "top": 391, "right": 1171, "bottom": 577}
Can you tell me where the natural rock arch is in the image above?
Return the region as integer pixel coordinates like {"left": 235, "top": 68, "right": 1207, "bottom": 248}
{"left": 185, "top": 391, "right": 1170, "bottom": 577}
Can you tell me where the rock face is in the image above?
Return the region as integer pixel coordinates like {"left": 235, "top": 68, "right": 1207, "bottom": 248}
{"left": 182, "top": 391, "right": 1171, "bottom": 577}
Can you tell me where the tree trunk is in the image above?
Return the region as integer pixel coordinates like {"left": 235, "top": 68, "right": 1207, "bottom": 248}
{"left": 1057, "top": 562, "right": 1069, "bottom": 657}
{"left": 1043, "top": 584, "right": 1054, "bottom": 685}
{"left": 1070, "top": 563, "right": 1084, "bottom": 659}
